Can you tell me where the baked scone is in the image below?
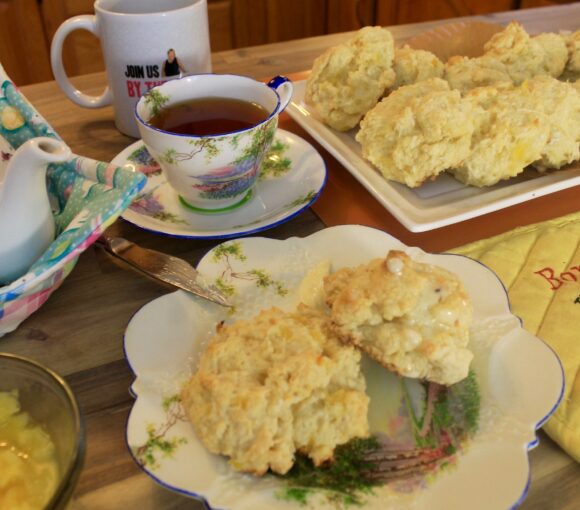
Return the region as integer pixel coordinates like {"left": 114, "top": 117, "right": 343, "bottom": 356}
{"left": 181, "top": 306, "right": 369, "bottom": 476}
{"left": 445, "top": 23, "right": 568, "bottom": 93}
{"left": 324, "top": 251, "right": 473, "bottom": 386}
{"left": 450, "top": 86, "right": 550, "bottom": 187}
{"left": 565, "top": 30, "right": 580, "bottom": 72}
{"left": 444, "top": 55, "right": 512, "bottom": 92}
{"left": 483, "top": 21, "right": 547, "bottom": 84}
{"left": 561, "top": 30, "right": 580, "bottom": 81}
{"left": 483, "top": 23, "right": 568, "bottom": 82}
{"left": 356, "top": 78, "right": 475, "bottom": 187}
{"left": 305, "top": 26, "right": 396, "bottom": 131}
{"left": 508, "top": 76, "right": 580, "bottom": 169}
{"left": 391, "top": 45, "right": 444, "bottom": 90}
{"left": 532, "top": 32, "right": 568, "bottom": 78}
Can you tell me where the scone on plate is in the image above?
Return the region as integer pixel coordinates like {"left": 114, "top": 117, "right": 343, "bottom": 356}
{"left": 324, "top": 251, "right": 473, "bottom": 386}
{"left": 532, "top": 32, "right": 568, "bottom": 78}
{"left": 445, "top": 23, "right": 568, "bottom": 92}
{"left": 391, "top": 45, "right": 444, "bottom": 90}
{"left": 449, "top": 85, "right": 550, "bottom": 187}
{"left": 181, "top": 305, "right": 369, "bottom": 476}
{"left": 508, "top": 75, "right": 580, "bottom": 169}
{"left": 356, "top": 78, "right": 475, "bottom": 187}
{"left": 305, "top": 26, "right": 396, "bottom": 131}
{"left": 561, "top": 30, "right": 580, "bottom": 80}
{"left": 483, "top": 21, "right": 560, "bottom": 84}
{"left": 444, "top": 55, "right": 512, "bottom": 93}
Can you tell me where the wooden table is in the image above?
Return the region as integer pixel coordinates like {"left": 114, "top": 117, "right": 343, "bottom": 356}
{"left": 3, "top": 4, "right": 580, "bottom": 509}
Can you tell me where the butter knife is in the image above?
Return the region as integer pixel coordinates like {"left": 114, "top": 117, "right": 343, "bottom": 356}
{"left": 96, "top": 236, "right": 231, "bottom": 307}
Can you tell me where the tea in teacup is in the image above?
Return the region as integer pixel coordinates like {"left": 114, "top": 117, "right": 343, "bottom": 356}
{"left": 135, "top": 74, "right": 293, "bottom": 213}
{"left": 148, "top": 97, "right": 270, "bottom": 136}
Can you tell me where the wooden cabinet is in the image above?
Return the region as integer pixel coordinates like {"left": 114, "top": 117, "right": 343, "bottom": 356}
{"left": 41, "top": 0, "right": 105, "bottom": 79}
{"left": 376, "top": 0, "right": 520, "bottom": 26}
{"left": 217, "top": 0, "right": 329, "bottom": 49}
{"left": 0, "top": 0, "right": 52, "bottom": 86}
{"left": 0, "top": 0, "right": 577, "bottom": 86}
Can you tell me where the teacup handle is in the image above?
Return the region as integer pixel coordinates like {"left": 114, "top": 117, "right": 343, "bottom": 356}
{"left": 267, "top": 76, "right": 293, "bottom": 113}
{"left": 50, "top": 15, "right": 113, "bottom": 108}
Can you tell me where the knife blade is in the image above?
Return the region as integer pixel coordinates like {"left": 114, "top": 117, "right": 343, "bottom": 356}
{"left": 95, "top": 236, "right": 231, "bottom": 307}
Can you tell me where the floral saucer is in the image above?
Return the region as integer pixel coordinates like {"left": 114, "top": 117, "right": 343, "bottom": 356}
{"left": 111, "top": 129, "right": 327, "bottom": 239}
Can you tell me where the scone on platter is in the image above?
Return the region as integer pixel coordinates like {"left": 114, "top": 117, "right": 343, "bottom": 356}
{"left": 356, "top": 78, "right": 475, "bottom": 187}
{"left": 533, "top": 32, "right": 569, "bottom": 78}
{"left": 445, "top": 23, "right": 568, "bottom": 93}
{"left": 483, "top": 21, "right": 566, "bottom": 84}
{"left": 181, "top": 305, "right": 369, "bottom": 476}
{"left": 508, "top": 75, "right": 580, "bottom": 169}
{"left": 450, "top": 85, "right": 550, "bottom": 187}
{"left": 324, "top": 251, "right": 473, "bottom": 386}
{"left": 305, "top": 26, "right": 396, "bottom": 131}
{"left": 444, "top": 55, "right": 512, "bottom": 92}
{"left": 561, "top": 30, "right": 580, "bottom": 80}
{"left": 391, "top": 45, "right": 444, "bottom": 90}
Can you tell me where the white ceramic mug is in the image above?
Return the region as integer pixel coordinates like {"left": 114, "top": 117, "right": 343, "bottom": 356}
{"left": 51, "top": 0, "right": 211, "bottom": 138}
{"left": 135, "top": 74, "right": 293, "bottom": 213}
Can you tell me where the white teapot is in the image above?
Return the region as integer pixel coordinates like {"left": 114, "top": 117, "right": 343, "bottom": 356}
{"left": 0, "top": 137, "right": 71, "bottom": 284}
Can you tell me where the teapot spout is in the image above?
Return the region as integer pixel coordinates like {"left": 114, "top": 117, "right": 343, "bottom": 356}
{"left": 0, "top": 137, "right": 71, "bottom": 284}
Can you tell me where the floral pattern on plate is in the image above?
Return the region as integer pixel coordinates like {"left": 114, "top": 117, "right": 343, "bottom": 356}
{"left": 124, "top": 225, "right": 563, "bottom": 510}
{"left": 112, "top": 129, "right": 327, "bottom": 239}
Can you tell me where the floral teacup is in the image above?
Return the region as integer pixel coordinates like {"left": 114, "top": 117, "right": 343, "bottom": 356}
{"left": 135, "top": 74, "right": 293, "bottom": 213}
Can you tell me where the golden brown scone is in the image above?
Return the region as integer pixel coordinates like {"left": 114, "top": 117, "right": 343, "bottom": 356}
{"left": 305, "top": 26, "right": 396, "bottom": 131}
{"left": 483, "top": 21, "right": 546, "bottom": 84}
{"left": 181, "top": 306, "right": 369, "bottom": 476}
{"left": 391, "top": 45, "right": 444, "bottom": 90}
{"left": 446, "top": 23, "right": 568, "bottom": 93}
{"left": 561, "top": 30, "right": 580, "bottom": 81}
{"left": 532, "top": 32, "right": 568, "bottom": 78}
{"left": 565, "top": 30, "right": 580, "bottom": 73}
{"left": 507, "top": 76, "right": 580, "bottom": 169}
{"left": 444, "top": 55, "right": 512, "bottom": 93}
{"left": 356, "top": 78, "right": 475, "bottom": 187}
{"left": 449, "top": 86, "right": 550, "bottom": 187}
{"left": 482, "top": 22, "right": 568, "bottom": 83}
{"left": 324, "top": 251, "right": 473, "bottom": 386}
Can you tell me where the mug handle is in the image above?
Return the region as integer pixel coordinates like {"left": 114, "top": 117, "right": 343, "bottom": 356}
{"left": 50, "top": 15, "right": 113, "bottom": 108}
{"left": 267, "top": 76, "right": 293, "bottom": 113}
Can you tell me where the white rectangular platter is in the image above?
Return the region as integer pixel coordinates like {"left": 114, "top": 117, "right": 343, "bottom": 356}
{"left": 287, "top": 80, "right": 580, "bottom": 232}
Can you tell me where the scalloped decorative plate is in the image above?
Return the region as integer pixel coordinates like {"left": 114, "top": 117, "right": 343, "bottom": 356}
{"left": 112, "top": 129, "right": 327, "bottom": 239}
{"left": 124, "top": 225, "right": 564, "bottom": 510}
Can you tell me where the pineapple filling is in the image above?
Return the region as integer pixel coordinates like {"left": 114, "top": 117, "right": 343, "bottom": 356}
{"left": 0, "top": 390, "right": 60, "bottom": 510}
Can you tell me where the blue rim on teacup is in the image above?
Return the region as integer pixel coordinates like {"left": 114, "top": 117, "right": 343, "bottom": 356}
{"left": 134, "top": 73, "right": 293, "bottom": 214}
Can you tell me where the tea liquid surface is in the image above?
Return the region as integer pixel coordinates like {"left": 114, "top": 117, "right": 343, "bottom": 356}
{"left": 149, "top": 97, "right": 270, "bottom": 136}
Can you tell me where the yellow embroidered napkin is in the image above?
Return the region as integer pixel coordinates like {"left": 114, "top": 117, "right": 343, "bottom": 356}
{"left": 451, "top": 211, "right": 580, "bottom": 461}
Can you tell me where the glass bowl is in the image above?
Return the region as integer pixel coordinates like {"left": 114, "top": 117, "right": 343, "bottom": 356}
{"left": 0, "top": 353, "right": 85, "bottom": 509}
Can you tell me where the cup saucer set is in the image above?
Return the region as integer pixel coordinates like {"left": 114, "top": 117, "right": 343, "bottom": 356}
{"left": 121, "top": 74, "right": 326, "bottom": 238}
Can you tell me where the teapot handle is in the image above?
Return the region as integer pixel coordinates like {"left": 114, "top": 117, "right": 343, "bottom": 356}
{"left": 267, "top": 76, "right": 293, "bottom": 113}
